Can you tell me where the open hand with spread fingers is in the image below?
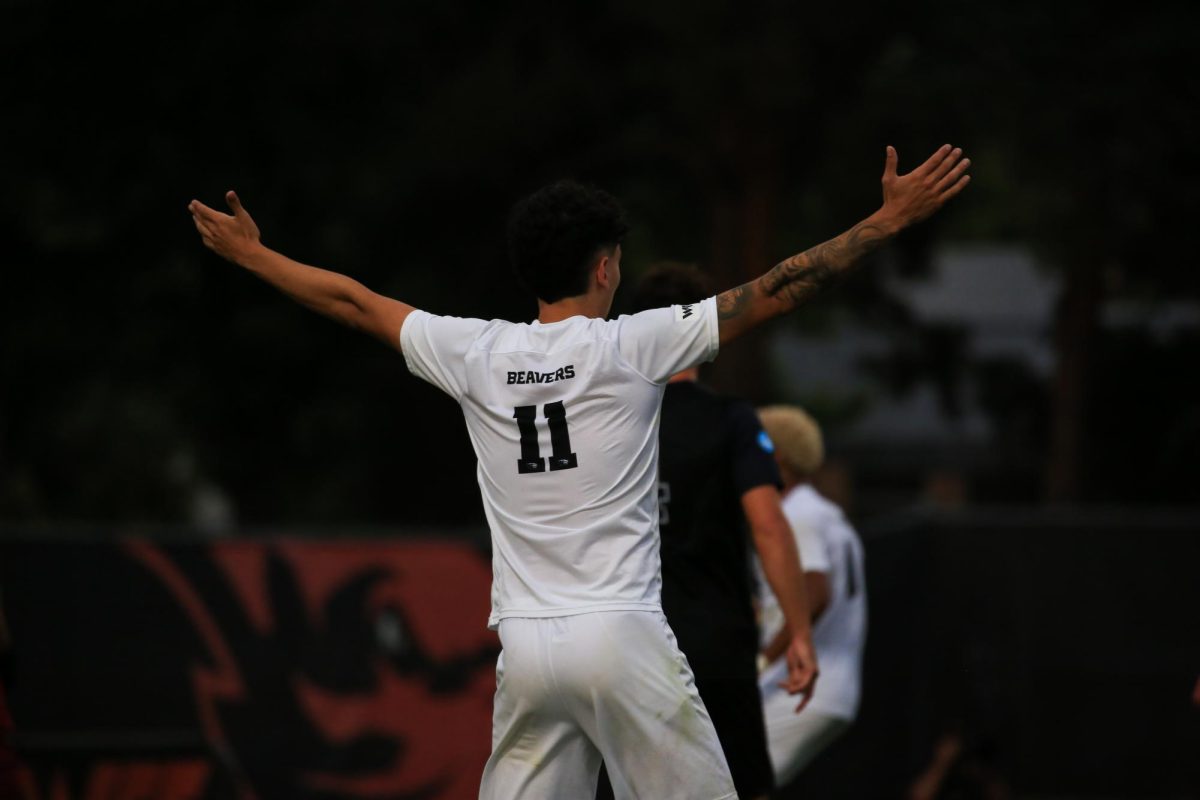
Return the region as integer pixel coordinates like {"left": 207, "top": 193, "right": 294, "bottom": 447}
{"left": 188, "top": 190, "right": 263, "bottom": 267}
{"left": 880, "top": 144, "right": 971, "bottom": 230}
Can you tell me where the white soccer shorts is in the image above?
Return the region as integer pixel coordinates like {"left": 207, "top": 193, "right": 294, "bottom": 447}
{"left": 760, "top": 684, "right": 850, "bottom": 786}
{"left": 479, "top": 610, "right": 737, "bottom": 800}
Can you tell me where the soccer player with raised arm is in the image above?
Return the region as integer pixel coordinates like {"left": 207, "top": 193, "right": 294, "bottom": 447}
{"left": 189, "top": 144, "right": 969, "bottom": 799}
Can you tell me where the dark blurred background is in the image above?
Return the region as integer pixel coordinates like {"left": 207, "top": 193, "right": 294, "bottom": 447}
{"left": 2, "top": 1, "right": 1198, "bottom": 798}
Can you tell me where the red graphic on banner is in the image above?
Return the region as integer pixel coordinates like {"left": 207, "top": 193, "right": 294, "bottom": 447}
{"left": 125, "top": 539, "right": 499, "bottom": 800}
{"left": 22, "top": 759, "right": 208, "bottom": 800}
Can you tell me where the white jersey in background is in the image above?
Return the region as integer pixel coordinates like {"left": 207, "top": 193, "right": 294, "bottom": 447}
{"left": 758, "top": 484, "right": 867, "bottom": 721}
{"left": 400, "top": 297, "right": 719, "bottom": 628}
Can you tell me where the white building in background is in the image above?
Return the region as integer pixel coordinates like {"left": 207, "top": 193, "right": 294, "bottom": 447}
{"left": 769, "top": 245, "right": 1059, "bottom": 448}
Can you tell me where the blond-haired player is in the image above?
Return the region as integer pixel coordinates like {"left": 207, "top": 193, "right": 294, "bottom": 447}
{"left": 756, "top": 406, "right": 867, "bottom": 785}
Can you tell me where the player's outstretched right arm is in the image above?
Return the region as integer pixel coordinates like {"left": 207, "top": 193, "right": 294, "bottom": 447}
{"left": 189, "top": 191, "right": 415, "bottom": 352}
{"left": 715, "top": 145, "right": 971, "bottom": 345}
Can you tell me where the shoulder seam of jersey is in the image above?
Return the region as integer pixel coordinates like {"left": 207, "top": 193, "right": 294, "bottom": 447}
{"left": 611, "top": 318, "right": 663, "bottom": 387}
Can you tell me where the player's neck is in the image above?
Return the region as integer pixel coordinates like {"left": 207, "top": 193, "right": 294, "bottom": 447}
{"left": 536, "top": 292, "right": 613, "bottom": 324}
{"left": 782, "top": 473, "right": 811, "bottom": 495}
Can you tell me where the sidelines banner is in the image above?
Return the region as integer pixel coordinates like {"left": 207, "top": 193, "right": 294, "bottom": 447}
{"left": 1, "top": 536, "right": 499, "bottom": 800}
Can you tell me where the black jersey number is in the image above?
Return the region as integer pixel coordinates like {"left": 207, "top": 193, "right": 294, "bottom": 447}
{"left": 514, "top": 401, "right": 579, "bottom": 474}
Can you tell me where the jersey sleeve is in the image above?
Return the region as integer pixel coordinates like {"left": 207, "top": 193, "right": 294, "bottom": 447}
{"left": 727, "top": 400, "right": 783, "bottom": 495}
{"left": 789, "top": 512, "right": 832, "bottom": 575}
{"left": 615, "top": 296, "right": 720, "bottom": 384}
{"left": 399, "top": 310, "right": 487, "bottom": 400}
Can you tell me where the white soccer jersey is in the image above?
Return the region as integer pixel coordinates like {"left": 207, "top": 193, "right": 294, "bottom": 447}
{"left": 758, "top": 484, "right": 867, "bottom": 720}
{"left": 400, "top": 298, "right": 719, "bottom": 629}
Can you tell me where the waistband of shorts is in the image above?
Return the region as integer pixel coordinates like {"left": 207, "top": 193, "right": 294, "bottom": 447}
{"left": 487, "top": 601, "right": 662, "bottom": 629}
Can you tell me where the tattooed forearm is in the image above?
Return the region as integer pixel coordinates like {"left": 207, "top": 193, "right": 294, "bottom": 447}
{"left": 717, "top": 283, "right": 753, "bottom": 320}
{"left": 714, "top": 216, "right": 896, "bottom": 342}
{"left": 760, "top": 221, "right": 890, "bottom": 309}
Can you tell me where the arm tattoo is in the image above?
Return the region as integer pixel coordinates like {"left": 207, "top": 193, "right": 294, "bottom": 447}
{"left": 760, "top": 221, "right": 889, "bottom": 309}
{"left": 717, "top": 283, "right": 752, "bottom": 320}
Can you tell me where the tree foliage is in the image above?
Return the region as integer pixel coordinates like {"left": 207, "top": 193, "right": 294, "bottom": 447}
{"left": 3, "top": 1, "right": 1195, "bottom": 524}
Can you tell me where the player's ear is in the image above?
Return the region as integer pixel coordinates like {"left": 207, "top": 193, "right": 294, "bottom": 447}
{"left": 594, "top": 251, "right": 613, "bottom": 290}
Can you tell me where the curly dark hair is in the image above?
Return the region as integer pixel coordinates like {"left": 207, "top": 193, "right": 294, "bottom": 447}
{"left": 507, "top": 181, "right": 630, "bottom": 304}
{"left": 630, "top": 262, "right": 712, "bottom": 313}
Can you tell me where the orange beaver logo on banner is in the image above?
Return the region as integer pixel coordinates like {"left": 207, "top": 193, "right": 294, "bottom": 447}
{"left": 124, "top": 538, "right": 499, "bottom": 800}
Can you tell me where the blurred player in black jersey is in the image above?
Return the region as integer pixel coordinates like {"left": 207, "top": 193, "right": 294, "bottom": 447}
{"left": 597, "top": 264, "right": 818, "bottom": 800}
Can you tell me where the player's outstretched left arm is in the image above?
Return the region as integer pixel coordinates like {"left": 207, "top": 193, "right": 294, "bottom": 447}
{"left": 716, "top": 145, "right": 970, "bottom": 345}
{"left": 189, "top": 191, "right": 415, "bottom": 351}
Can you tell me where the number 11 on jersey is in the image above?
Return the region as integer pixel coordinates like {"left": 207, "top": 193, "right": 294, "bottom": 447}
{"left": 514, "top": 401, "right": 579, "bottom": 474}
